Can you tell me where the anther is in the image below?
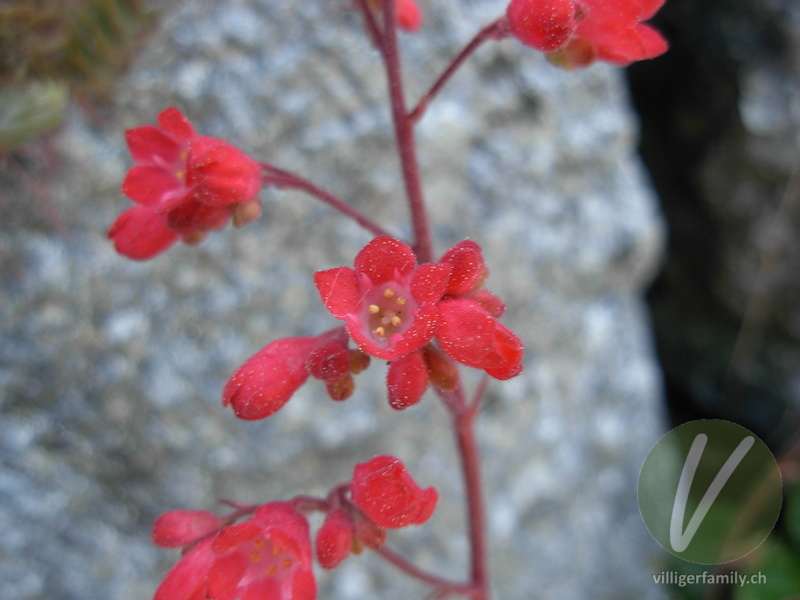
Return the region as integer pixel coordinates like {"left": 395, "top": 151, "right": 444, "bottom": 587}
{"left": 368, "top": 304, "right": 380, "bottom": 314}
{"left": 250, "top": 552, "right": 261, "bottom": 562}
{"left": 374, "top": 327, "right": 385, "bottom": 337}
{"left": 397, "top": 297, "right": 407, "bottom": 305}
{"left": 383, "top": 288, "right": 395, "bottom": 298}
{"left": 390, "top": 316, "right": 402, "bottom": 326}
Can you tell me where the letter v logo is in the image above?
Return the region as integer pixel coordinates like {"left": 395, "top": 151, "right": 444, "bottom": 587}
{"left": 669, "top": 434, "right": 754, "bottom": 552}
{"left": 638, "top": 420, "right": 782, "bottom": 564}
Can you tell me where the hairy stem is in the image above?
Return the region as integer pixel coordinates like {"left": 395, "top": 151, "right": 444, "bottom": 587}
{"left": 379, "top": 0, "right": 434, "bottom": 262}
{"left": 260, "top": 164, "right": 391, "bottom": 238}
{"left": 409, "top": 18, "right": 509, "bottom": 124}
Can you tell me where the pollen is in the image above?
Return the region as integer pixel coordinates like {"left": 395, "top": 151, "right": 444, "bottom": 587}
{"left": 369, "top": 304, "right": 380, "bottom": 314}
{"left": 268, "top": 566, "right": 277, "bottom": 576}
{"left": 283, "top": 558, "right": 292, "bottom": 568}
{"left": 374, "top": 327, "right": 385, "bottom": 337}
{"left": 253, "top": 539, "right": 265, "bottom": 548}
{"left": 397, "top": 297, "right": 407, "bottom": 305}
{"left": 176, "top": 170, "right": 185, "bottom": 180}
{"left": 250, "top": 552, "right": 261, "bottom": 562}
{"left": 390, "top": 316, "right": 402, "bottom": 326}
{"left": 383, "top": 288, "right": 395, "bottom": 298}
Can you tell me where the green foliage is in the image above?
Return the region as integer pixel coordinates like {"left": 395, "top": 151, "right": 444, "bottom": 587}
{"left": 0, "top": 0, "right": 158, "bottom": 150}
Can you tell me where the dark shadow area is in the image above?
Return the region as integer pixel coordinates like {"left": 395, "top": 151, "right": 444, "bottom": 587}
{"left": 627, "top": 0, "right": 800, "bottom": 451}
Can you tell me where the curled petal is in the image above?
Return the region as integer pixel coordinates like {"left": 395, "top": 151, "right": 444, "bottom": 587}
{"left": 188, "top": 136, "right": 262, "bottom": 206}
{"left": 439, "top": 239, "right": 487, "bottom": 296}
{"left": 152, "top": 510, "right": 222, "bottom": 548}
{"left": 351, "top": 455, "right": 438, "bottom": 529}
{"left": 222, "top": 337, "right": 317, "bottom": 420}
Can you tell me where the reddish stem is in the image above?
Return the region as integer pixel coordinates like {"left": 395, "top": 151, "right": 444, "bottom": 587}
{"left": 379, "top": 0, "right": 434, "bottom": 262}
{"left": 260, "top": 163, "right": 391, "bottom": 238}
{"left": 409, "top": 18, "right": 510, "bottom": 124}
{"left": 447, "top": 382, "right": 490, "bottom": 599}
{"left": 353, "top": 0, "right": 384, "bottom": 47}
{"left": 374, "top": 545, "right": 476, "bottom": 595}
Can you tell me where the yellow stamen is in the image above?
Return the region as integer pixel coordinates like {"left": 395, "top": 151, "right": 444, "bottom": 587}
{"left": 250, "top": 552, "right": 261, "bottom": 562}
{"left": 374, "top": 327, "right": 385, "bottom": 337}
{"left": 272, "top": 546, "right": 281, "bottom": 556}
{"left": 253, "top": 539, "right": 265, "bottom": 548}
{"left": 368, "top": 304, "right": 380, "bottom": 314}
{"left": 390, "top": 316, "right": 402, "bottom": 326}
{"left": 397, "top": 297, "right": 407, "bottom": 305}
{"left": 383, "top": 288, "right": 395, "bottom": 298}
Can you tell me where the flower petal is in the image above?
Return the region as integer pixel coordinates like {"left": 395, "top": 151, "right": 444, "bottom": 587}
{"left": 108, "top": 206, "right": 179, "bottom": 261}
{"left": 125, "top": 125, "right": 184, "bottom": 166}
{"left": 157, "top": 106, "right": 196, "bottom": 141}
{"left": 188, "top": 136, "right": 262, "bottom": 206}
{"left": 387, "top": 349, "right": 428, "bottom": 410}
{"left": 410, "top": 263, "right": 451, "bottom": 304}
{"left": 222, "top": 337, "right": 317, "bottom": 420}
{"left": 152, "top": 510, "right": 222, "bottom": 548}
{"left": 436, "top": 298, "right": 495, "bottom": 366}
{"left": 439, "top": 240, "right": 486, "bottom": 296}
{"left": 354, "top": 236, "right": 416, "bottom": 284}
{"left": 314, "top": 267, "right": 362, "bottom": 319}
{"left": 154, "top": 538, "right": 214, "bottom": 600}
{"left": 122, "top": 164, "right": 186, "bottom": 209}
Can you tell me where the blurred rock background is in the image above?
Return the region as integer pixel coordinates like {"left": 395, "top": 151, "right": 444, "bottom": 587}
{"left": 6, "top": 0, "right": 796, "bottom": 599}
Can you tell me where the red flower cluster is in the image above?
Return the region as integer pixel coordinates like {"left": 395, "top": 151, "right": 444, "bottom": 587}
{"left": 108, "top": 107, "right": 262, "bottom": 260}
{"left": 315, "top": 236, "right": 523, "bottom": 408}
{"left": 315, "top": 455, "right": 438, "bottom": 569}
{"left": 152, "top": 503, "right": 315, "bottom": 600}
{"left": 506, "top": 0, "right": 668, "bottom": 68}
{"left": 224, "top": 236, "right": 522, "bottom": 420}
{"left": 151, "top": 456, "right": 436, "bottom": 595}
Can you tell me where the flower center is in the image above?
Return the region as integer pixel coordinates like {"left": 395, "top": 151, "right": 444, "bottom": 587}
{"left": 363, "top": 284, "right": 417, "bottom": 343}
{"left": 240, "top": 536, "right": 295, "bottom": 585}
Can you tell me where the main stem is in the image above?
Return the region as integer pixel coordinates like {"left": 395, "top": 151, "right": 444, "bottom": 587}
{"left": 380, "top": 0, "right": 433, "bottom": 263}
{"left": 378, "top": 5, "right": 490, "bottom": 598}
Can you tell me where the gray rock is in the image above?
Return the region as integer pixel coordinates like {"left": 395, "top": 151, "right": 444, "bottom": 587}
{"left": 0, "top": 1, "right": 668, "bottom": 599}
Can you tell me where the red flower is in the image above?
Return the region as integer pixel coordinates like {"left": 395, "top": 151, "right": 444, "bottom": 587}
{"left": 315, "top": 508, "right": 354, "bottom": 569}
{"left": 152, "top": 509, "right": 222, "bottom": 548}
{"left": 154, "top": 538, "right": 216, "bottom": 600}
{"left": 207, "top": 503, "right": 316, "bottom": 600}
{"left": 506, "top": 0, "right": 668, "bottom": 67}
{"left": 314, "top": 236, "right": 452, "bottom": 361}
{"left": 223, "top": 329, "right": 369, "bottom": 420}
{"left": 110, "top": 107, "right": 262, "bottom": 260}
{"left": 351, "top": 455, "right": 438, "bottom": 529}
